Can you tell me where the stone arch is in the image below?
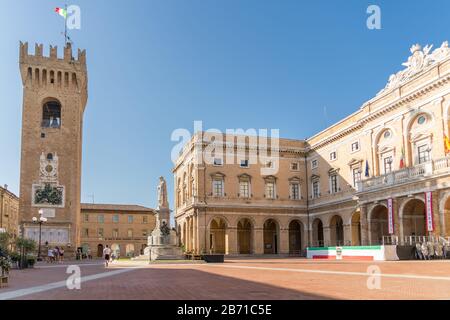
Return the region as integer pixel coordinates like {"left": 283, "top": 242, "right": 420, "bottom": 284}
{"left": 373, "top": 126, "right": 397, "bottom": 176}
{"left": 42, "top": 99, "right": 62, "bottom": 128}
{"left": 96, "top": 244, "right": 104, "bottom": 258}
{"left": 351, "top": 211, "right": 362, "bottom": 246}
{"left": 209, "top": 217, "right": 227, "bottom": 254}
{"left": 400, "top": 197, "right": 427, "bottom": 238}
{"left": 263, "top": 218, "right": 280, "bottom": 254}
{"left": 312, "top": 218, "right": 324, "bottom": 247}
{"left": 439, "top": 191, "right": 450, "bottom": 236}
{"left": 125, "top": 244, "right": 135, "bottom": 257}
{"left": 405, "top": 111, "right": 434, "bottom": 166}
{"left": 288, "top": 220, "right": 303, "bottom": 255}
{"left": 111, "top": 243, "right": 120, "bottom": 257}
{"left": 329, "top": 215, "right": 344, "bottom": 246}
{"left": 369, "top": 204, "right": 389, "bottom": 244}
{"left": 237, "top": 218, "right": 253, "bottom": 254}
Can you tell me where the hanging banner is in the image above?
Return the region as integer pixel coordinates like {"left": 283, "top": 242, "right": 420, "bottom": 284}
{"left": 387, "top": 198, "right": 394, "bottom": 234}
{"left": 425, "top": 191, "right": 434, "bottom": 232}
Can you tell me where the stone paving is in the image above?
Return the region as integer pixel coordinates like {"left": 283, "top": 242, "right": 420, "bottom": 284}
{"left": 1, "top": 258, "right": 450, "bottom": 300}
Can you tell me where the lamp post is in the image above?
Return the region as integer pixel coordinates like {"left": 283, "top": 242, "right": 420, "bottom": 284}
{"left": 32, "top": 209, "right": 47, "bottom": 262}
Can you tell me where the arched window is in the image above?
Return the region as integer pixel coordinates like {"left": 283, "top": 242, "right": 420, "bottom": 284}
{"left": 42, "top": 101, "right": 61, "bottom": 128}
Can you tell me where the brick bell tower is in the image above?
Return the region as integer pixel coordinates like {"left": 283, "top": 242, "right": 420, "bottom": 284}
{"left": 18, "top": 42, "right": 88, "bottom": 256}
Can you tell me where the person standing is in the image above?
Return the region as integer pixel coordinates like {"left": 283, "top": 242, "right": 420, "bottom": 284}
{"left": 47, "top": 247, "right": 54, "bottom": 263}
{"left": 59, "top": 247, "right": 65, "bottom": 263}
{"left": 103, "top": 245, "right": 112, "bottom": 267}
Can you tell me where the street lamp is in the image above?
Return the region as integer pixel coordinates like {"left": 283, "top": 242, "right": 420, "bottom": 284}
{"left": 32, "top": 209, "right": 47, "bottom": 261}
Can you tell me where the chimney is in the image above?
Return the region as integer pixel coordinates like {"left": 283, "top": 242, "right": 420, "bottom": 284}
{"left": 3, "top": 184, "right": 7, "bottom": 190}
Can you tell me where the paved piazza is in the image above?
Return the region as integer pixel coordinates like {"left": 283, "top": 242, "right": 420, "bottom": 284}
{"left": 1, "top": 258, "right": 449, "bottom": 300}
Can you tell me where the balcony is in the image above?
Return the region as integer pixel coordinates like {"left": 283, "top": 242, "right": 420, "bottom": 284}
{"left": 358, "top": 156, "right": 450, "bottom": 193}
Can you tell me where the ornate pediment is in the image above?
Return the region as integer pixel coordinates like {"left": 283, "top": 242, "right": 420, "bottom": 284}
{"left": 237, "top": 173, "right": 251, "bottom": 180}
{"left": 410, "top": 132, "right": 432, "bottom": 143}
{"left": 378, "top": 41, "right": 450, "bottom": 96}
{"left": 210, "top": 171, "right": 225, "bottom": 178}
{"left": 288, "top": 176, "right": 302, "bottom": 183}
{"left": 310, "top": 174, "right": 320, "bottom": 181}
{"left": 328, "top": 167, "right": 340, "bottom": 175}
{"left": 377, "top": 145, "right": 395, "bottom": 154}
{"left": 348, "top": 158, "right": 363, "bottom": 167}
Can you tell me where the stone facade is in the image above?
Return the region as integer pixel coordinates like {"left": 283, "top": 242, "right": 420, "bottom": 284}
{"left": 174, "top": 42, "right": 450, "bottom": 255}
{"left": 18, "top": 42, "right": 88, "bottom": 256}
{"left": 0, "top": 185, "right": 19, "bottom": 236}
{"left": 80, "top": 203, "right": 156, "bottom": 258}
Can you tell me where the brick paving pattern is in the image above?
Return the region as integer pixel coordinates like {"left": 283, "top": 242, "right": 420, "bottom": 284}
{"left": 1, "top": 258, "right": 449, "bottom": 300}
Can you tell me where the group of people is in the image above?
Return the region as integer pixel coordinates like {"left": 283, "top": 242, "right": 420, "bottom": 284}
{"left": 414, "top": 242, "right": 449, "bottom": 260}
{"left": 46, "top": 246, "right": 64, "bottom": 263}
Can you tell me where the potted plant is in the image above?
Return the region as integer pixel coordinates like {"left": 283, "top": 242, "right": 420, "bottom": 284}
{"left": 15, "top": 237, "right": 36, "bottom": 269}
{"left": 9, "top": 252, "right": 20, "bottom": 269}
{"left": 0, "top": 251, "right": 11, "bottom": 288}
{"left": 26, "top": 255, "right": 36, "bottom": 268}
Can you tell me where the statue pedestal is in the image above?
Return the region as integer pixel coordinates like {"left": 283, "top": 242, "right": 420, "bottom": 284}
{"left": 145, "top": 229, "right": 184, "bottom": 261}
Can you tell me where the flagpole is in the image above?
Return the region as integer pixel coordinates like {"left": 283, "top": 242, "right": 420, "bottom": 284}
{"left": 64, "top": 4, "right": 68, "bottom": 45}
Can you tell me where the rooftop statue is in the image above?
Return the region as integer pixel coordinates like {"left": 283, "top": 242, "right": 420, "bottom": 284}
{"left": 378, "top": 41, "right": 450, "bottom": 96}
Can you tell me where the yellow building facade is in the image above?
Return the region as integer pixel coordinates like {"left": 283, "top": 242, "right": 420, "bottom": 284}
{"left": 173, "top": 42, "right": 450, "bottom": 255}
{"left": 80, "top": 203, "right": 156, "bottom": 258}
{"left": 0, "top": 185, "right": 19, "bottom": 237}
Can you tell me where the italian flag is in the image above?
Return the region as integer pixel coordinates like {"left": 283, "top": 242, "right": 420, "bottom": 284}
{"left": 399, "top": 146, "right": 405, "bottom": 169}
{"left": 55, "top": 7, "right": 67, "bottom": 19}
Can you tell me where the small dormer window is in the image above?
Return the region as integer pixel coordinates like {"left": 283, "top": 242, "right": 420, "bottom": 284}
{"left": 46, "top": 153, "right": 53, "bottom": 160}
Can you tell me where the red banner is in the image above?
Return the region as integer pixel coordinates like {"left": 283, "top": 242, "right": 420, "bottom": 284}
{"left": 387, "top": 198, "right": 394, "bottom": 234}
{"left": 425, "top": 192, "right": 434, "bottom": 232}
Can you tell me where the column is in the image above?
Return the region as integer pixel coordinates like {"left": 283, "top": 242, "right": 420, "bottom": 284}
{"left": 253, "top": 226, "right": 264, "bottom": 254}
{"left": 343, "top": 224, "right": 352, "bottom": 246}
{"left": 226, "top": 227, "right": 238, "bottom": 255}
{"left": 187, "top": 217, "right": 192, "bottom": 252}
{"left": 193, "top": 214, "right": 197, "bottom": 254}
{"left": 279, "top": 227, "right": 289, "bottom": 254}
{"left": 197, "top": 214, "right": 207, "bottom": 254}
{"left": 360, "top": 205, "right": 369, "bottom": 245}
{"left": 323, "top": 226, "right": 331, "bottom": 247}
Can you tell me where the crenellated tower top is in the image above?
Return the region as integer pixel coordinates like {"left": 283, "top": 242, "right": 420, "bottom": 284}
{"left": 19, "top": 41, "right": 88, "bottom": 109}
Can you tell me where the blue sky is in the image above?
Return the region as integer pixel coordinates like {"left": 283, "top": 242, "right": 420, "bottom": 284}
{"left": 0, "top": 0, "right": 449, "bottom": 208}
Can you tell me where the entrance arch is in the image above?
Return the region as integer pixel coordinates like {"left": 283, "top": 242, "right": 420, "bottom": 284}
{"left": 111, "top": 243, "right": 121, "bottom": 257}
{"left": 312, "top": 218, "right": 324, "bottom": 247}
{"left": 237, "top": 218, "right": 252, "bottom": 254}
{"left": 370, "top": 205, "right": 388, "bottom": 244}
{"left": 288, "top": 220, "right": 302, "bottom": 254}
{"left": 210, "top": 217, "right": 227, "bottom": 254}
{"left": 445, "top": 196, "right": 450, "bottom": 236}
{"left": 402, "top": 198, "right": 426, "bottom": 237}
{"left": 97, "top": 244, "right": 104, "bottom": 258}
{"left": 263, "top": 219, "right": 279, "bottom": 254}
{"left": 126, "top": 244, "right": 135, "bottom": 257}
{"left": 329, "top": 215, "right": 344, "bottom": 246}
{"left": 351, "top": 212, "right": 361, "bottom": 246}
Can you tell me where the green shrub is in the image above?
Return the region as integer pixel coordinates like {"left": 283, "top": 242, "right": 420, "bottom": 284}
{"left": 26, "top": 256, "right": 36, "bottom": 268}
{"left": 9, "top": 252, "right": 20, "bottom": 262}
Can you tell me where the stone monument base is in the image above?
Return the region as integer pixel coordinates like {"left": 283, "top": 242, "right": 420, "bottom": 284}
{"left": 148, "top": 245, "right": 184, "bottom": 261}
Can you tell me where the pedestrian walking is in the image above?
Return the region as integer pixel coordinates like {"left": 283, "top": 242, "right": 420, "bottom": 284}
{"left": 103, "top": 245, "right": 112, "bottom": 267}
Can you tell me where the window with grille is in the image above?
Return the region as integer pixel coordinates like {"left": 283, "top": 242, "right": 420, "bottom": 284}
{"left": 418, "top": 144, "right": 430, "bottom": 164}
{"left": 265, "top": 182, "right": 276, "bottom": 199}
{"left": 290, "top": 183, "right": 300, "bottom": 200}
{"left": 213, "top": 179, "right": 224, "bottom": 197}
{"left": 239, "top": 180, "right": 250, "bottom": 198}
